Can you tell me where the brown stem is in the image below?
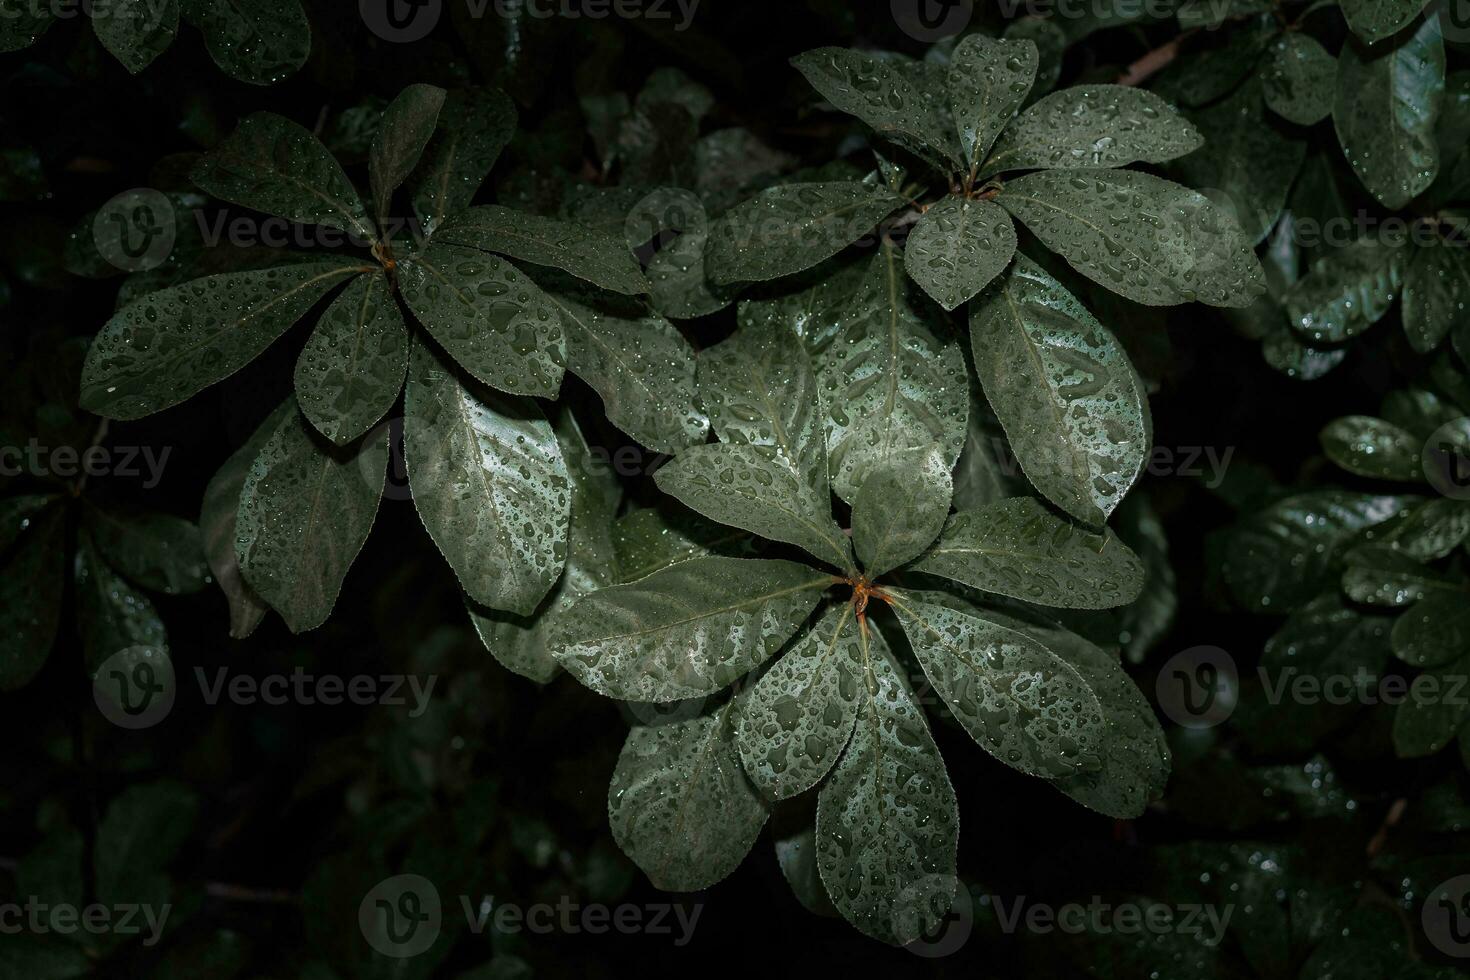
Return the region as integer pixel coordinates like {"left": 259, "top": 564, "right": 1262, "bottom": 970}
{"left": 1116, "top": 28, "right": 1200, "bottom": 87}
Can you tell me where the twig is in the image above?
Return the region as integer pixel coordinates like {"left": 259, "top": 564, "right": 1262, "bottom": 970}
{"left": 1116, "top": 28, "right": 1199, "bottom": 87}
{"left": 1366, "top": 797, "right": 1408, "bottom": 857}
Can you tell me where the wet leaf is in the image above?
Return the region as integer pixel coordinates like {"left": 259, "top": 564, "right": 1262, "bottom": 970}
{"left": 1263, "top": 33, "right": 1337, "bottom": 126}
{"left": 411, "top": 88, "right": 517, "bottom": 234}
{"left": 434, "top": 205, "right": 648, "bottom": 295}
{"left": 199, "top": 408, "right": 280, "bottom": 640}
{"left": 1402, "top": 242, "right": 1470, "bottom": 353}
{"left": 911, "top": 497, "right": 1145, "bottom": 609}
{"left": 76, "top": 536, "right": 166, "bottom": 672}
{"left": 903, "top": 195, "right": 1016, "bottom": 310}
{"left": 1284, "top": 235, "right": 1409, "bottom": 344}
{"left": 1341, "top": 543, "right": 1458, "bottom": 606}
{"left": 1393, "top": 590, "right": 1470, "bottom": 667}
{"left": 611, "top": 505, "right": 754, "bottom": 583}
{"left": 404, "top": 339, "right": 569, "bottom": 617}
{"left": 553, "top": 556, "right": 830, "bottom": 702}
{"left": 1340, "top": 0, "right": 1431, "bottom": 44}
{"left": 1000, "top": 169, "right": 1264, "bottom": 307}
{"left": 852, "top": 447, "right": 952, "bottom": 579}
{"left": 1392, "top": 651, "right": 1470, "bottom": 757}
{"left": 969, "top": 256, "right": 1151, "bottom": 523}
{"left": 0, "top": 506, "right": 64, "bottom": 691}
{"left": 947, "top": 34, "right": 1038, "bottom": 170}
{"left": 85, "top": 507, "right": 209, "bottom": 596}
{"left": 92, "top": 0, "right": 179, "bottom": 74}
{"left": 368, "top": 83, "right": 445, "bottom": 231}
{"left": 1319, "top": 415, "right": 1424, "bottom": 480}
{"left": 80, "top": 259, "right": 369, "bottom": 420}
{"left": 184, "top": 0, "right": 310, "bottom": 86}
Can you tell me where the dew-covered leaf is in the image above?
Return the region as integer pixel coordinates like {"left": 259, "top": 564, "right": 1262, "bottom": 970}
{"left": 91, "top": 0, "right": 178, "bottom": 74}
{"left": 1341, "top": 0, "right": 1432, "bottom": 45}
{"left": 947, "top": 34, "right": 1038, "bottom": 169}
{"left": 791, "top": 47, "right": 963, "bottom": 167}
{"left": 912, "top": 497, "right": 1145, "bottom": 609}
{"left": 294, "top": 272, "right": 408, "bottom": 446}
{"left": 468, "top": 410, "right": 617, "bottom": 683}
{"left": 1000, "top": 169, "right": 1264, "bottom": 307}
{"left": 184, "top": 0, "right": 310, "bottom": 86}
{"left": 0, "top": 505, "right": 64, "bottom": 691}
{"left": 611, "top": 505, "right": 755, "bottom": 583}
{"left": 706, "top": 182, "right": 906, "bottom": 284}
{"left": 434, "top": 205, "right": 648, "bottom": 295}
{"left": 983, "top": 86, "right": 1202, "bottom": 177}
{"left": 1341, "top": 543, "right": 1458, "bottom": 606}
{"left": 80, "top": 259, "right": 369, "bottom": 420}
{"left": 554, "top": 556, "right": 830, "bottom": 703}
{"left": 737, "top": 604, "right": 863, "bottom": 799}
{"left": 969, "top": 255, "right": 1150, "bottom": 523}
{"left": 1393, "top": 591, "right": 1470, "bottom": 668}
{"left": 404, "top": 338, "right": 569, "bottom": 617}
{"left": 0, "top": 0, "right": 55, "bottom": 52}
{"left": 815, "top": 622, "right": 958, "bottom": 946}
{"left": 368, "top": 83, "right": 445, "bottom": 231}
{"left": 851, "top": 447, "right": 952, "bottom": 579}
{"left": 1334, "top": 17, "right": 1445, "bottom": 209}
{"left": 191, "top": 113, "right": 370, "bottom": 239}
{"left": 609, "top": 694, "right": 767, "bottom": 891}
{"left": 903, "top": 195, "right": 1016, "bottom": 310}
{"left": 411, "top": 88, "right": 517, "bottom": 234}
{"left": 1403, "top": 242, "right": 1470, "bottom": 353}
{"left": 1284, "top": 236, "right": 1409, "bottom": 344}
{"left": 84, "top": 507, "right": 209, "bottom": 596}
{"left": 398, "top": 242, "right": 566, "bottom": 398}
{"left": 1263, "top": 33, "right": 1337, "bottom": 125}
{"left": 818, "top": 243, "right": 968, "bottom": 502}
{"left": 545, "top": 292, "right": 706, "bottom": 454}
{"left": 76, "top": 536, "right": 166, "bottom": 673}
{"left": 624, "top": 187, "right": 733, "bottom": 318}
{"left": 199, "top": 407, "right": 279, "bottom": 640}
{"left": 1319, "top": 415, "right": 1424, "bottom": 481}
{"left": 1392, "top": 652, "right": 1470, "bottom": 757}
{"left": 235, "top": 400, "right": 387, "bottom": 633}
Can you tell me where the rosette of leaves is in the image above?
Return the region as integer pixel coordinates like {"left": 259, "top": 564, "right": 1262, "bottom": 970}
{"left": 703, "top": 35, "right": 1263, "bottom": 317}
{"left": 78, "top": 83, "right": 706, "bottom": 636}
{"left": 0, "top": 0, "right": 311, "bottom": 83}
{"left": 549, "top": 309, "right": 1166, "bottom": 945}
{"left": 1223, "top": 366, "right": 1470, "bottom": 764}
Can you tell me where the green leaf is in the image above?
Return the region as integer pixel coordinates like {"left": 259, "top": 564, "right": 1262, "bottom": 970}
{"left": 404, "top": 338, "right": 570, "bottom": 617}
{"left": 185, "top": 0, "right": 310, "bottom": 86}
{"left": 624, "top": 187, "right": 733, "bottom": 318}
{"left": 84, "top": 507, "right": 209, "bottom": 595}
{"left": 1393, "top": 652, "right": 1470, "bottom": 757}
{"left": 1341, "top": 544, "right": 1459, "bottom": 606}
{"left": 891, "top": 592, "right": 1106, "bottom": 777}
{"left": 1174, "top": 80, "right": 1305, "bottom": 245}
{"left": 81, "top": 259, "right": 369, "bottom": 420}
{"left": 191, "top": 113, "right": 370, "bottom": 240}
{"left": 91, "top": 0, "right": 179, "bottom": 74}
{"left": 235, "top": 399, "right": 387, "bottom": 633}
{"left": 1403, "top": 243, "right": 1470, "bottom": 353}
{"left": 411, "top": 88, "right": 517, "bottom": 234}
{"left": 0, "top": 494, "right": 57, "bottom": 554}
{"left": 612, "top": 505, "right": 754, "bottom": 584}
{"left": 1341, "top": 0, "right": 1431, "bottom": 44}
{"left": 553, "top": 556, "right": 829, "bottom": 702}
{"left": 0, "top": 506, "right": 64, "bottom": 691}
{"left": 1263, "top": 34, "right": 1338, "bottom": 126}
{"left": 1224, "top": 492, "right": 1410, "bottom": 609}
{"left": 983, "top": 86, "right": 1202, "bottom": 177}
{"left": 791, "top": 47, "right": 962, "bottom": 167}
{"left": 94, "top": 781, "right": 196, "bottom": 907}
{"left": 903, "top": 195, "right": 1016, "bottom": 310}
{"left": 815, "top": 622, "right": 958, "bottom": 946}
{"left": 1375, "top": 498, "right": 1470, "bottom": 559}
{"left": 468, "top": 410, "right": 618, "bottom": 683}
{"left": 851, "top": 448, "right": 952, "bottom": 580}
{"left": 1000, "top": 169, "right": 1264, "bottom": 307}
{"left": 947, "top": 34, "right": 1038, "bottom": 169}
{"left": 1004, "top": 17, "right": 1066, "bottom": 97}
{"left": 1319, "top": 415, "right": 1424, "bottom": 480}
{"left": 608, "top": 694, "right": 767, "bottom": 891}
{"left": 735, "top": 255, "right": 867, "bottom": 356}
{"left": 368, "top": 83, "right": 446, "bottom": 231}
{"left": 398, "top": 243, "right": 566, "bottom": 398}
{"left": 1033, "top": 627, "right": 1170, "bottom": 818}
{"left": 1285, "top": 236, "right": 1409, "bottom": 344}
{"left": 774, "top": 818, "right": 839, "bottom": 917}
{"left": 1334, "top": 17, "right": 1445, "bottom": 209}
{"left": 706, "top": 182, "right": 906, "bottom": 284}
{"left": 76, "top": 537, "right": 166, "bottom": 672}
{"left": 737, "top": 604, "right": 862, "bottom": 799}
{"left": 544, "top": 292, "right": 706, "bottom": 454}
{"left": 655, "top": 445, "right": 854, "bottom": 573}
{"left": 912, "top": 497, "right": 1145, "bottom": 609}
{"left": 433, "top": 205, "right": 648, "bottom": 295}
{"left": 199, "top": 409, "right": 279, "bottom": 640}
{"left": 818, "top": 243, "right": 969, "bottom": 502}
{"left": 1393, "top": 591, "right": 1470, "bottom": 667}
{"left": 294, "top": 272, "right": 408, "bottom": 445}
{"left": 969, "top": 256, "right": 1151, "bottom": 523}
{"left": 691, "top": 320, "right": 838, "bottom": 539}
